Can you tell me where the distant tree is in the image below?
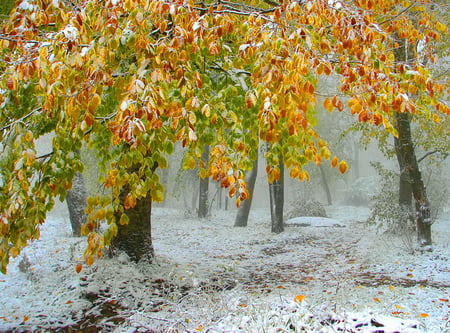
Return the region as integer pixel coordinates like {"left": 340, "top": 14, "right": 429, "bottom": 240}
{"left": 66, "top": 166, "right": 88, "bottom": 236}
{"left": 198, "top": 145, "right": 210, "bottom": 218}
{"left": 1, "top": 0, "right": 447, "bottom": 273}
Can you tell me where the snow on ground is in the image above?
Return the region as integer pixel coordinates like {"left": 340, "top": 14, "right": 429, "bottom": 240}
{"left": 0, "top": 204, "right": 449, "bottom": 332}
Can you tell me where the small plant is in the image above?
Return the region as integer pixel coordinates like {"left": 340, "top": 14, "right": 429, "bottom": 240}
{"left": 286, "top": 198, "right": 327, "bottom": 219}
{"left": 367, "top": 162, "right": 414, "bottom": 234}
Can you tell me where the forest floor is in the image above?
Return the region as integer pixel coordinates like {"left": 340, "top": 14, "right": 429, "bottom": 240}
{"left": 0, "top": 204, "right": 448, "bottom": 332}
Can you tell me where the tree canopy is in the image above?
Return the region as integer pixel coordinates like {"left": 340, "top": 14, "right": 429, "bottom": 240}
{"left": 0, "top": 0, "right": 448, "bottom": 272}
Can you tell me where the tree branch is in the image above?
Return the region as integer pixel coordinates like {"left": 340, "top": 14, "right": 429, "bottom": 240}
{"left": 0, "top": 107, "right": 42, "bottom": 132}
{"left": 417, "top": 150, "right": 438, "bottom": 164}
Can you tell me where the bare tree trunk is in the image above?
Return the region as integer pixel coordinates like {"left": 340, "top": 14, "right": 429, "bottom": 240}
{"left": 66, "top": 170, "right": 87, "bottom": 236}
{"left": 394, "top": 112, "right": 432, "bottom": 246}
{"left": 393, "top": 36, "right": 432, "bottom": 247}
{"left": 319, "top": 164, "right": 332, "bottom": 205}
{"left": 269, "top": 156, "right": 284, "bottom": 233}
{"left": 234, "top": 157, "right": 258, "bottom": 227}
{"left": 198, "top": 145, "right": 210, "bottom": 218}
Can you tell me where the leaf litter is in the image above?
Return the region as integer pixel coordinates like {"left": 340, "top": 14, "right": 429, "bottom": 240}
{"left": 0, "top": 203, "right": 448, "bottom": 332}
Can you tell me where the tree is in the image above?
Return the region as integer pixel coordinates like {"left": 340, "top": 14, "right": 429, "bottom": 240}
{"left": 234, "top": 157, "right": 258, "bottom": 227}
{"left": 66, "top": 166, "right": 88, "bottom": 236}
{"left": 1, "top": 0, "right": 447, "bottom": 273}
{"left": 198, "top": 145, "right": 210, "bottom": 218}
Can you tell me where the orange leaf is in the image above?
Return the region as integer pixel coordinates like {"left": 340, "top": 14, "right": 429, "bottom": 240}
{"left": 294, "top": 295, "right": 306, "bottom": 303}
{"left": 338, "top": 160, "right": 348, "bottom": 174}
{"left": 438, "top": 298, "right": 449, "bottom": 302}
{"left": 373, "top": 297, "right": 381, "bottom": 302}
{"left": 331, "top": 156, "right": 338, "bottom": 168}
{"left": 419, "top": 313, "right": 429, "bottom": 318}
{"left": 75, "top": 263, "right": 83, "bottom": 274}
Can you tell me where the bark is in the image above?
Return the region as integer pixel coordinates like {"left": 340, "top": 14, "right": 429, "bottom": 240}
{"left": 234, "top": 157, "right": 258, "bottom": 227}
{"left": 198, "top": 145, "right": 210, "bottom": 218}
{"left": 394, "top": 112, "right": 432, "bottom": 246}
{"left": 111, "top": 194, "right": 154, "bottom": 263}
{"left": 393, "top": 36, "right": 432, "bottom": 247}
{"left": 66, "top": 171, "right": 88, "bottom": 236}
{"left": 319, "top": 164, "right": 332, "bottom": 205}
{"left": 110, "top": 162, "right": 155, "bottom": 263}
{"left": 269, "top": 156, "right": 284, "bottom": 233}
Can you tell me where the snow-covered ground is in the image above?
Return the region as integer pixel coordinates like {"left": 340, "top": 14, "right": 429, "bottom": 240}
{"left": 0, "top": 204, "right": 449, "bottom": 332}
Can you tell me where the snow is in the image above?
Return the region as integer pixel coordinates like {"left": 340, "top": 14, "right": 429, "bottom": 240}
{"left": 0, "top": 204, "right": 449, "bottom": 332}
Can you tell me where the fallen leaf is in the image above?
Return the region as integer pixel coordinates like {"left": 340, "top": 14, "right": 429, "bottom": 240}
{"left": 389, "top": 285, "right": 395, "bottom": 291}
{"left": 419, "top": 313, "right": 429, "bottom": 318}
{"left": 294, "top": 295, "right": 306, "bottom": 303}
{"left": 373, "top": 297, "right": 381, "bottom": 303}
{"left": 65, "top": 300, "right": 73, "bottom": 304}
{"left": 438, "top": 298, "right": 449, "bottom": 302}
{"left": 394, "top": 304, "right": 403, "bottom": 309}
{"left": 75, "top": 263, "right": 83, "bottom": 274}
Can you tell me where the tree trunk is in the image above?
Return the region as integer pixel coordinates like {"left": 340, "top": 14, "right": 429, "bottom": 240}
{"left": 66, "top": 171, "right": 88, "bottom": 236}
{"left": 111, "top": 195, "right": 154, "bottom": 262}
{"left": 394, "top": 112, "right": 432, "bottom": 246}
{"left": 198, "top": 145, "right": 210, "bottom": 218}
{"left": 234, "top": 157, "right": 258, "bottom": 227}
{"left": 269, "top": 156, "right": 284, "bottom": 233}
{"left": 111, "top": 161, "right": 155, "bottom": 263}
{"left": 319, "top": 164, "right": 332, "bottom": 205}
{"left": 393, "top": 36, "right": 432, "bottom": 247}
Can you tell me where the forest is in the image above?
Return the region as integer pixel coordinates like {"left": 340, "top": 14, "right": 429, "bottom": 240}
{"left": 0, "top": 0, "right": 449, "bottom": 332}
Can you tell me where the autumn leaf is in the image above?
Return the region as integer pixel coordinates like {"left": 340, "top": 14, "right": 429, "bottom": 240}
{"left": 294, "top": 295, "right": 306, "bottom": 303}
{"left": 373, "top": 297, "right": 381, "bottom": 303}
{"left": 338, "top": 161, "right": 348, "bottom": 174}
{"left": 75, "top": 263, "right": 83, "bottom": 273}
{"left": 419, "top": 313, "right": 429, "bottom": 318}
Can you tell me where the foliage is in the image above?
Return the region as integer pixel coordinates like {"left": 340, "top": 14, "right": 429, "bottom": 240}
{"left": 0, "top": 0, "right": 448, "bottom": 272}
{"left": 367, "top": 162, "right": 412, "bottom": 234}
{"left": 367, "top": 161, "right": 448, "bottom": 233}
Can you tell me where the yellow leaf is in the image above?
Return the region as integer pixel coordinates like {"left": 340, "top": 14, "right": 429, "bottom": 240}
{"left": 88, "top": 94, "right": 101, "bottom": 114}
{"left": 394, "top": 304, "right": 403, "bottom": 309}
{"left": 436, "top": 22, "right": 447, "bottom": 33}
{"left": 323, "top": 98, "right": 334, "bottom": 112}
{"left": 389, "top": 285, "right": 395, "bottom": 291}
{"left": 294, "top": 295, "right": 306, "bottom": 303}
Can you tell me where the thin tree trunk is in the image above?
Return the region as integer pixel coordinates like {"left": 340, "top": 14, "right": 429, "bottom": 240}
{"left": 66, "top": 171, "right": 88, "bottom": 236}
{"left": 319, "top": 164, "right": 332, "bottom": 205}
{"left": 198, "top": 145, "right": 210, "bottom": 218}
{"left": 269, "top": 156, "right": 284, "bottom": 233}
{"left": 234, "top": 157, "right": 258, "bottom": 227}
{"left": 393, "top": 36, "right": 432, "bottom": 247}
